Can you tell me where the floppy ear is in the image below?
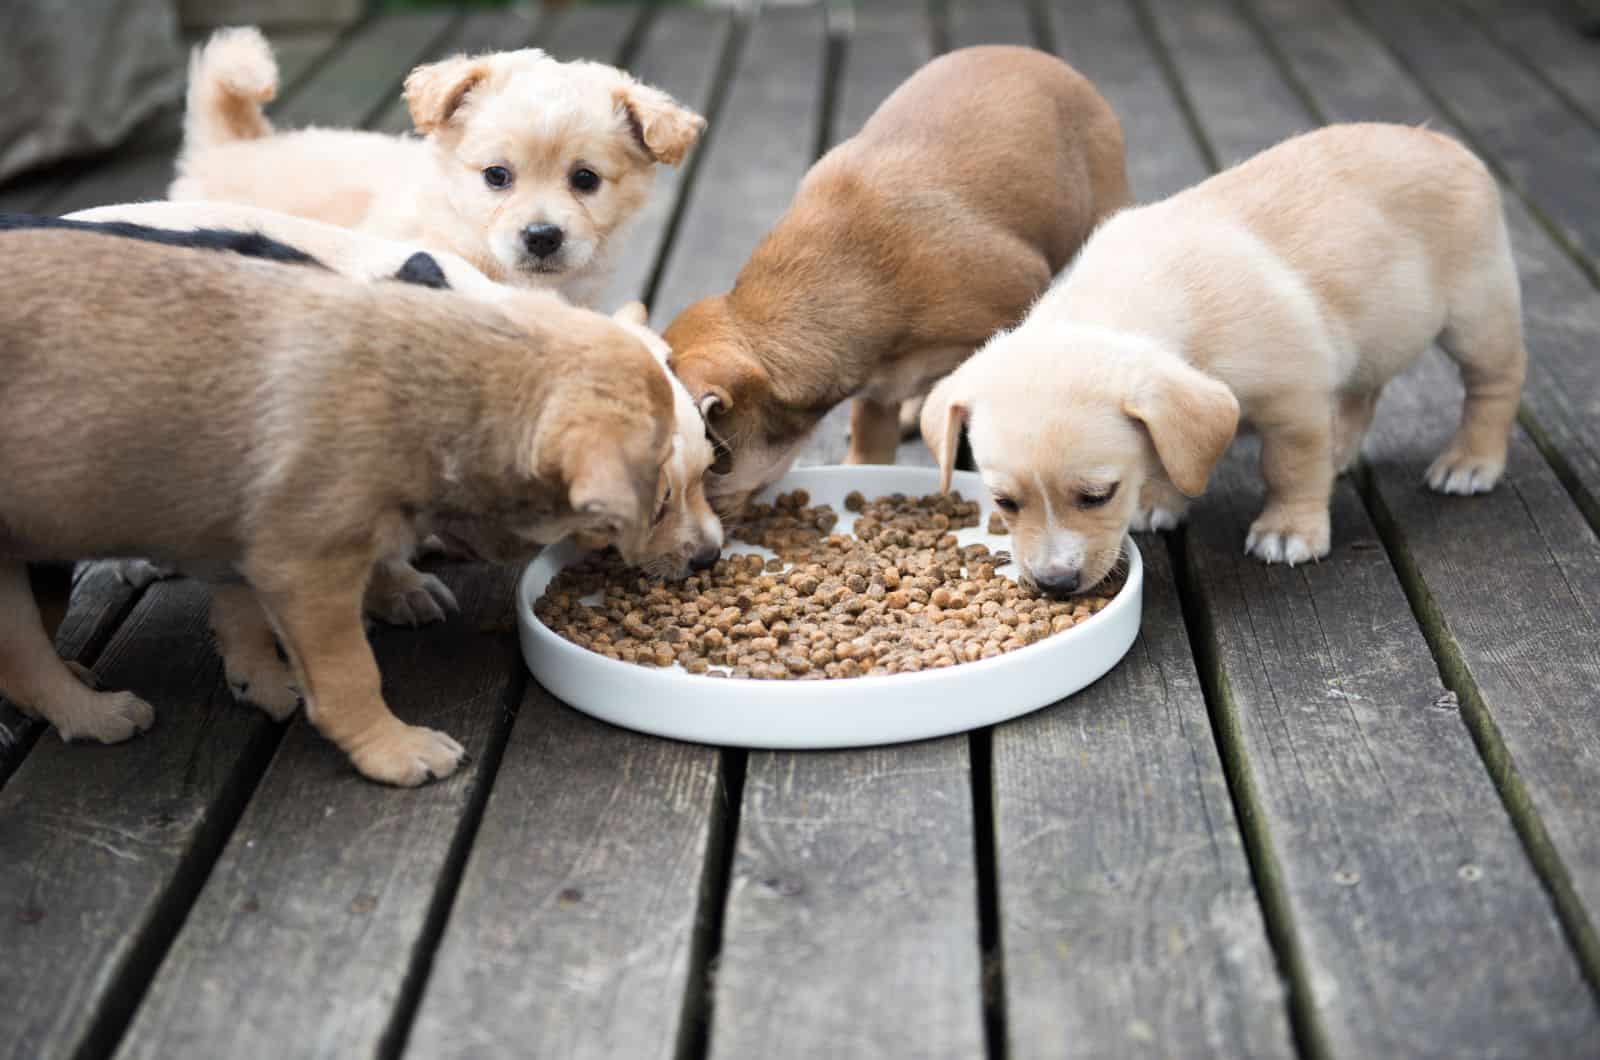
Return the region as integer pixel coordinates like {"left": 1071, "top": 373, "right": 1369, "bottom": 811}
{"left": 674, "top": 346, "right": 767, "bottom": 421}
{"left": 614, "top": 80, "right": 706, "bottom": 165}
{"left": 567, "top": 447, "right": 645, "bottom": 545}
{"left": 612, "top": 301, "right": 649, "bottom": 327}
{"left": 404, "top": 55, "right": 491, "bottom": 135}
{"left": 920, "top": 375, "right": 970, "bottom": 495}
{"left": 1122, "top": 362, "right": 1239, "bottom": 497}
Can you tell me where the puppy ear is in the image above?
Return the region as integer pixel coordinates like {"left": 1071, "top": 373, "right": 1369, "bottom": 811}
{"left": 920, "top": 375, "right": 970, "bottom": 495}
{"left": 405, "top": 55, "right": 491, "bottom": 135}
{"left": 612, "top": 301, "right": 649, "bottom": 327}
{"left": 567, "top": 448, "right": 645, "bottom": 547}
{"left": 1123, "top": 362, "right": 1239, "bottom": 497}
{"left": 614, "top": 80, "right": 706, "bottom": 165}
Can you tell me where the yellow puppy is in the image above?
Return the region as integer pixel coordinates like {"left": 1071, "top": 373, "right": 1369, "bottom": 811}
{"left": 171, "top": 27, "right": 705, "bottom": 305}
{"left": 924, "top": 124, "right": 1525, "bottom": 593}
{"left": 0, "top": 227, "right": 672, "bottom": 785}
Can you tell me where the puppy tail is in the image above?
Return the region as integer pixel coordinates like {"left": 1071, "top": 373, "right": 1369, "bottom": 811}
{"left": 181, "top": 27, "right": 279, "bottom": 160}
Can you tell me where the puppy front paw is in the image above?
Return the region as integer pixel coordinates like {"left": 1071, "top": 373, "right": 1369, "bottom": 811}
{"left": 1131, "top": 505, "right": 1186, "bottom": 532}
{"left": 1425, "top": 449, "right": 1504, "bottom": 496}
{"left": 367, "top": 569, "right": 459, "bottom": 627}
{"left": 1246, "top": 507, "right": 1330, "bottom": 566}
{"left": 54, "top": 689, "right": 156, "bottom": 744}
{"left": 349, "top": 722, "right": 466, "bottom": 787}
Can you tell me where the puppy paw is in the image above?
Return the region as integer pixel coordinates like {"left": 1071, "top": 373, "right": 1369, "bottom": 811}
{"left": 1246, "top": 508, "right": 1330, "bottom": 566}
{"left": 220, "top": 646, "right": 302, "bottom": 722}
{"left": 1425, "top": 450, "right": 1504, "bottom": 496}
{"left": 55, "top": 690, "right": 156, "bottom": 744}
{"left": 350, "top": 723, "right": 466, "bottom": 787}
{"left": 368, "top": 571, "right": 459, "bottom": 628}
{"left": 1131, "top": 506, "right": 1185, "bottom": 532}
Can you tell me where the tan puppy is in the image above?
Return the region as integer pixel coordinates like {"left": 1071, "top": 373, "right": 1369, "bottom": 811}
{"left": 70, "top": 200, "right": 723, "bottom": 581}
{"left": 0, "top": 228, "right": 672, "bottom": 785}
{"left": 171, "top": 27, "right": 705, "bottom": 305}
{"left": 664, "top": 46, "right": 1128, "bottom": 512}
{"left": 923, "top": 124, "right": 1525, "bottom": 592}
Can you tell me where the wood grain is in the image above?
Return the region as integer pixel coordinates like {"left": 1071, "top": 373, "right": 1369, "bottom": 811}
{"left": 0, "top": 580, "right": 279, "bottom": 1060}
{"left": 1147, "top": 0, "right": 1600, "bottom": 1050}
{"left": 1456, "top": 0, "right": 1600, "bottom": 132}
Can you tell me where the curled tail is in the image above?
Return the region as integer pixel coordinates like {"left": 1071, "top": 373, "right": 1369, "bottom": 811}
{"left": 180, "top": 27, "right": 279, "bottom": 161}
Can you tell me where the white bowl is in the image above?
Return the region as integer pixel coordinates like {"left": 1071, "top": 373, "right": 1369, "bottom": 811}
{"left": 516, "top": 465, "right": 1142, "bottom": 749}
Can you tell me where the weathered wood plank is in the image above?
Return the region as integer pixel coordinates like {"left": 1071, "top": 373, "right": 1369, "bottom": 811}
{"left": 996, "top": 543, "right": 1292, "bottom": 1058}
{"left": 1146, "top": 0, "right": 1600, "bottom": 1050}
{"left": 705, "top": 9, "right": 982, "bottom": 1060}
{"left": 1348, "top": 0, "right": 1600, "bottom": 277}
{"left": 112, "top": 565, "right": 521, "bottom": 1060}
{"left": 651, "top": 7, "right": 827, "bottom": 327}
{"left": 405, "top": 684, "right": 720, "bottom": 1060}
{"left": 599, "top": 7, "right": 734, "bottom": 312}
{"left": 270, "top": 11, "right": 457, "bottom": 131}
{"left": 946, "top": 0, "right": 1035, "bottom": 47}
{"left": 42, "top": 29, "right": 345, "bottom": 215}
{"left": 1242, "top": 0, "right": 1600, "bottom": 996}
{"left": 404, "top": 11, "right": 727, "bottom": 1059}
{"left": 712, "top": 744, "right": 985, "bottom": 1060}
{"left": 985, "top": 5, "right": 1293, "bottom": 1056}
{"left": 1457, "top": 0, "right": 1600, "bottom": 132}
{"left": 0, "top": 581, "right": 279, "bottom": 1060}
{"left": 0, "top": 566, "right": 143, "bottom": 789}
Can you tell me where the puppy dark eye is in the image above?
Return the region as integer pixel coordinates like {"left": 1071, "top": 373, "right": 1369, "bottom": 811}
{"left": 993, "top": 495, "right": 1020, "bottom": 514}
{"left": 570, "top": 168, "right": 600, "bottom": 193}
{"left": 483, "top": 166, "right": 513, "bottom": 190}
{"left": 1078, "top": 482, "right": 1119, "bottom": 508}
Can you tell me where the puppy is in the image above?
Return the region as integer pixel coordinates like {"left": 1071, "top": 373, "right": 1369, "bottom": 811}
{"left": 922, "top": 123, "right": 1525, "bottom": 592}
{"left": 0, "top": 227, "right": 673, "bottom": 785}
{"left": 67, "top": 200, "right": 723, "bottom": 582}
{"left": 171, "top": 26, "right": 705, "bottom": 305}
{"left": 664, "top": 45, "right": 1128, "bottom": 513}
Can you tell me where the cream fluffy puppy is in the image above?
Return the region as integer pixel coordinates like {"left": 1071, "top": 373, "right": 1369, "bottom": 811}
{"left": 68, "top": 200, "right": 722, "bottom": 585}
{"left": 923, "top": 124, "right": 1525, "bottom": 592}
{"left": 171, "top": 27, "right": 705, "bottom": 305}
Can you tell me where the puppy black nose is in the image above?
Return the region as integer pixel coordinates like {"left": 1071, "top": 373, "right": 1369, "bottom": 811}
{"left": 522, "top": 224, "right": 564, "bottom": 259}
{"left": 689, "top": 546, "right": 721, "bottom": 572}
{"left": 1036, "top": 568, "right": 1080, "bottom": 596}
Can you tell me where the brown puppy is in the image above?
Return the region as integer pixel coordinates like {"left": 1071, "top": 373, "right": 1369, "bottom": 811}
{"left": 0, "top": 229, "right": 672, "bottom": 785}
{"left": 665, "top": 46, "right": 1128, "bottom": 512}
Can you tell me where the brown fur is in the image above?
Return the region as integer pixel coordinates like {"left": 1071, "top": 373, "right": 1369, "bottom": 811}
{"left": 664, "top": 46, "right": 1129, "bottom": 512}
{"left": 0, "top": 230, "right": 672, "bottom": 785}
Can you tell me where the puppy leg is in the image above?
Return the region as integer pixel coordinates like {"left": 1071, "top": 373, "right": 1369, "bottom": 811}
{"left": 1132, "top": 477, "right": 1190, "bottom": 532}
{"left": 364, "top": 556, "right": 459, "bottom": 627}
{"left": 210, "top": 583, "right": 301, "bottom": 721}
{"left": 250, "top": 553, "right": 463, "bottom": 786}
{"left": 1429, "top": 269, "right": 1526, "bottom": 495}
{"left": 898, "top": 396, "right": 925, "bottom": 441}
{"left": 847, "top": 398, "right": 903, "bottom": 465}
{"left": 1247, "top": 414, "right": 1335, "bottom": 565}
{"left": 0, "top": 560, "right": 154, "bottom": 743}
{"left": 1332, "top": 390, "right": 1380, "bottom": 474}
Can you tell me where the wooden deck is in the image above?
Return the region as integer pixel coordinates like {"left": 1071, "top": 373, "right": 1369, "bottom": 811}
{"left": 2, "top": 1, "right": 1599, "bottom": 1056}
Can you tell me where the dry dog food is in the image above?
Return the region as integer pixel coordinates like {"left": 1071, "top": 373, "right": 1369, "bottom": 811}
{"left": 534, "top": 490, "right": 1121, "bottom": 680}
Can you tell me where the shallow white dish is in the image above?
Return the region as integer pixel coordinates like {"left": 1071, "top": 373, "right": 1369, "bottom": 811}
{"left": 516, "top": 465, "right": 1142, "bottom": 749}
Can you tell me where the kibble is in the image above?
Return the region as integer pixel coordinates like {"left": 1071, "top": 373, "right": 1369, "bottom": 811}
{"left": 533, "top": 489, "right": 1121, "bottom": 680}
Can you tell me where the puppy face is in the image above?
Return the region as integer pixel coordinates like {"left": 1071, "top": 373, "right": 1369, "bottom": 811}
{"left": 923, "top": 324, "right": 1238, "bottom": 594}
{"left": 664, "top": 295, "right": 816, "bottom": 515}
{"left": 406, "top": 50, "right": 705, "bottom": 284}
{"left": 611, "top": 303, "right": 723, "bottom": 578}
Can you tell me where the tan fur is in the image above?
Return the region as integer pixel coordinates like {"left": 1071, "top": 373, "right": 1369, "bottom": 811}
{"left": 664, "top": 46, "right": 1129, "bottom": 512}
{"left": 171, "top": 29, "right": 705, "bottom": 306}
{"left": 69, "top": 201, "right": 722, "bottom": 583}
{"left": 924, "top": 124, "right": 1525, "bottom": 590}
{"left": 0, "top": 229, "right": 673, "bottom": 785}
